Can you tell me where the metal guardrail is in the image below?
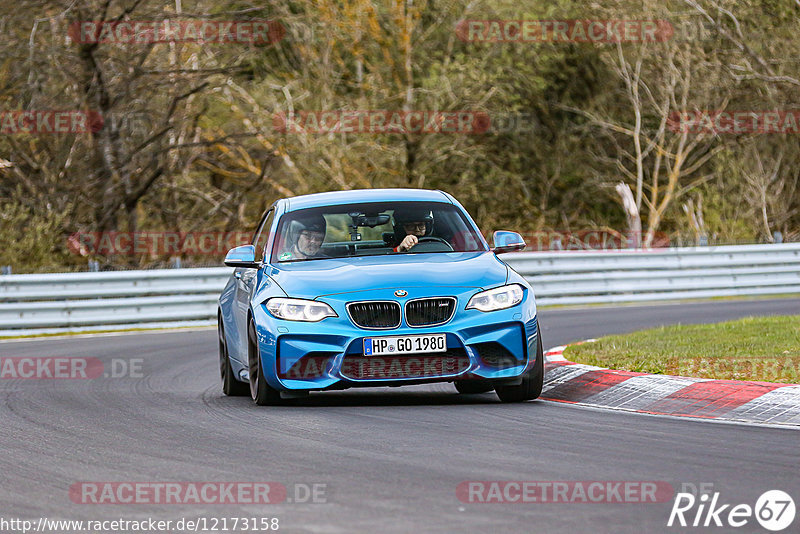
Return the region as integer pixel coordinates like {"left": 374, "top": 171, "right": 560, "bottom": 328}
{"left": 0, "top": 268, "right": 230, "bottom": 336}
{"left": 506, "top": 243, "right": 800, "bottom": 305}
{"left": 1, "top": 244, "right": 799, "bottom": 336}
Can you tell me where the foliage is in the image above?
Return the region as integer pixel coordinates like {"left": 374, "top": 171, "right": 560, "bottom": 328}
{"left": 0, "top": 0, "right": 798, "bottom": 271}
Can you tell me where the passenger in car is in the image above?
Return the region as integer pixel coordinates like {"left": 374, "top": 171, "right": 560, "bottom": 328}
{"left": 281, "top": 214, "right": 328, "bottom": 260}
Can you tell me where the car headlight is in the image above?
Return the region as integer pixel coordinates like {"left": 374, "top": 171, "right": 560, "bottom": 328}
{"left": 265, "top": 298, "right": 338, "bottom": 322}
{"left": 466, "top": 284, "right": 524, "bottom": 312}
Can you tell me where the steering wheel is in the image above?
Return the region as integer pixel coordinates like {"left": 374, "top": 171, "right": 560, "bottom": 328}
{"left": 408, "top": 236, "right": 454, "bottom": 253}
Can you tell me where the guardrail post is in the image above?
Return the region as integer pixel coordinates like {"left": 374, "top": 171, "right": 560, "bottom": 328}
{"left": 0, "top": 266, "right": 11, "bottom": 275}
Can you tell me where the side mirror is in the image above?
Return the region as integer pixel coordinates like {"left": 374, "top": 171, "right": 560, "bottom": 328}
{"left": 224, "top": 245, "right": 260, "bottom": 268}
{"left": 492, "top": 231, "right": 526, "bottom": 254}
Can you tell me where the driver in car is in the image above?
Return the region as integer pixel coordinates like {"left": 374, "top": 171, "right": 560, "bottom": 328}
{"left": 281, "top": 214, "right": 327, "bottom": 260}
{"left": 392, "top": 209, "right": 434, "bottom": 252}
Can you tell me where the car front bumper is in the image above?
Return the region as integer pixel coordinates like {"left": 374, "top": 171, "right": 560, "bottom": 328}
{"left": 249, "top": 287, "right": 539, "bottom": 391}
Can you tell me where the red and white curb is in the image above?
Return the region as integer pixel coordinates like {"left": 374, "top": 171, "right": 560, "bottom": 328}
{"left": 542, "top": 344, "right": 800, "bottom": 428}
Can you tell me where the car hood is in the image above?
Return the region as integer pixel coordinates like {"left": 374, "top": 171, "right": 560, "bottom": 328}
{"left": 267, "top": 252, "right": 508, "bottom": 299}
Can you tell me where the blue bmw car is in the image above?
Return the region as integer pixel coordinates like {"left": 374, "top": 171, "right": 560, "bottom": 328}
{"left": 217, "top": 188, "right": 542, "bottom": 404}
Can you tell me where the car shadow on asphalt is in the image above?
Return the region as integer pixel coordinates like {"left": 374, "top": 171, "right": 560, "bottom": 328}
{"left": 280, "top": 390, "right": 500, "bottom": 407}
{"left": 211, "top": 390, "right": 547, "bottom": 408}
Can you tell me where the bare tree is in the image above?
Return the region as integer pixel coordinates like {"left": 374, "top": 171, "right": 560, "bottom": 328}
{"left": 741, "top": 144, "right": 800, "bottom": 241}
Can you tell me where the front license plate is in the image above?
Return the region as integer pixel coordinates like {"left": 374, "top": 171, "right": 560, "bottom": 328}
{"left": 363, "top": 334, "right": 447, "bottom": 356}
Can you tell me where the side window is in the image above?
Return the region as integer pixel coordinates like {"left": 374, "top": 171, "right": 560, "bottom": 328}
{"left": 252, "top": 209, "right": 275, "bottom": 262}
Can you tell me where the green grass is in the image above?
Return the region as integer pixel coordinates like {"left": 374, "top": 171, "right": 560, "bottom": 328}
{"left": 564, "top": 315, "right": 800, "bottom": 383}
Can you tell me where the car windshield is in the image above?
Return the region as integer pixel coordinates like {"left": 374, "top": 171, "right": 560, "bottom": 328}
{"left": 272, "top": 201, "right": 486, "bottom": 262}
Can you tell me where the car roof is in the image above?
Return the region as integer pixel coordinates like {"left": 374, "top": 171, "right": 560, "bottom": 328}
{"left": 283, "top": 188, "right": 452, "bottom": 212}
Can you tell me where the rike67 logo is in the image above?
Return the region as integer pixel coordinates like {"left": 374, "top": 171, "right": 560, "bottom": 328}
{"left": 668, "top": 489, "right": 795, "bottom": 531}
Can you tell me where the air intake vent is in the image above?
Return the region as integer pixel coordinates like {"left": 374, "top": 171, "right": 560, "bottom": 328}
{"left": 475, "top": 342, "right": 519, "bottom": 369}
{"left": 405, "top": 297, "right": 456, "bottom": 327}
{"left": 340, "top": 349, "right": 470, "bottom": 380}
{"left": 347, "top": 301, "right": 401, "bottom": 329}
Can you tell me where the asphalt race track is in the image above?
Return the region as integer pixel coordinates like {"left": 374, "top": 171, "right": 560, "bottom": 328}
{"left": 1, "top": 298, "right": 799, "bottom": 534}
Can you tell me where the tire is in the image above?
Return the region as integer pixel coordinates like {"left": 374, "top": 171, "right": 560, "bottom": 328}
{"left": 218, "top": 315, "right": 249, "bottom": 396}
{"left": 495, "top": 329, "right": 544, "bottom": 403}
{"left": 248, "top": 319, "right": 282, "bottom": 406}
{"left": 454, "top": 380, "right": 494, "bottom": 394}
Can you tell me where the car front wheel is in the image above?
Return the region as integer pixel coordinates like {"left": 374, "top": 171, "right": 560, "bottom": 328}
{"left": 494, "top": 331, "right": 544, "bottom": 403}
{"left": 248, "top": 319, "right": 282, "bottom": 406}
{"left": 219, "top": 315, "right": 249, "bottom": 397}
